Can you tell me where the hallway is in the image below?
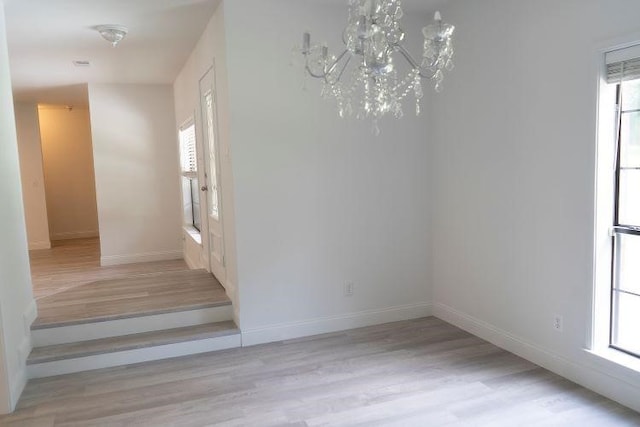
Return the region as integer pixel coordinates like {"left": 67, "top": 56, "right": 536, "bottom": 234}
{"left": 29, "top": 238, "right": 188, "bottom": 299}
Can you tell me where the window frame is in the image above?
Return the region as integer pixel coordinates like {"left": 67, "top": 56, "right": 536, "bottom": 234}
{"left": 610, "top": 80, "right": 640, "bottom": 358}
{"left": 593, "top": 40, "right": 640, "bottom": 369}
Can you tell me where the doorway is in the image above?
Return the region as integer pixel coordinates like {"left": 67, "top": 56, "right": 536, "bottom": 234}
{"left": 37, "top": 104, "right": 100, "bottom": 243}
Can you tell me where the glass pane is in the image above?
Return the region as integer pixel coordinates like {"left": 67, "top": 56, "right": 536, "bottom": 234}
{"left": 618, "top": 169, "right": 640, "bottom": 225}
{"left": 611, "top": 291, "right": 640, "bottom": 356}
{"left": 205, "top": 91, "right": 220, "bottom": 219}
{"left": 614, "top": 233, "right": 640, "bottom": 295}
{"left": 181, "top": 176, "right": 193, "bottom": 225}
{"left": 179, "top": 124, "right": 197, "bottom": 173}
{"left": 620, "top": 111, "right": 640, "bottom": 168}
{"left": 191, "top": 179, "right": 201, "bottom": 231}
{"left": 622, "top": 79, "right": 640, "bottom": 111}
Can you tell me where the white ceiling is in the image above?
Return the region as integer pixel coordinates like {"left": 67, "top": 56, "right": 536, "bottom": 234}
{"left": 4, "top": 0, "right": 220, "bottom": 106}
{"left": 3, "top": 0, "right": 444, "bottom": 107}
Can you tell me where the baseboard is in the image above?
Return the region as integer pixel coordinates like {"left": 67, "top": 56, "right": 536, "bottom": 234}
{"left": 184, "top": 253, "right": 200, "bottom": 270}
{"left": 100, "top": 250, "right": 182, "bottom": 266}
{"left": 432, "top": 302, "right": 640, "bottom": 413}
{"left": 9, "top": 366, "right": 26, "bottom": 412}
{"left": 51, "top": 230, "right": 98, "bottom": 241}
{"left": 28, "top": 240, "right": 50, "bottom": 250}
{"left": 8, "top": 301, "right": 36, "bottom": 412}
{"left": 241, "top": 302, "right": 432, "bottom": 347}
{"left": 223, "top": 279, "right": 240, "bottom": 327}
{"left": 23, "top": 299, "right": 37, "bottom": 335}
{"left": 223, "top": 279, "right": 237, "bottom": 304}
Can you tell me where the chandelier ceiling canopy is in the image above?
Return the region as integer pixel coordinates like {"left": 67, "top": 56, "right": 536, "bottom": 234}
{"left": 296, "top": 0, "right": 455, "bottom": 134}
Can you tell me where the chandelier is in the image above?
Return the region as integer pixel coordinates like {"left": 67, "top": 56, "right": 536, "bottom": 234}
{"left": 297, "top": 0, "right": 455, "bottom": 134}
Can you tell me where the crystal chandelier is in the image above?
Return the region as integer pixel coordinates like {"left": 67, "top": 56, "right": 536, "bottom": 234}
{"left": 297, "top": 0, "right": 455, "bottom": 134}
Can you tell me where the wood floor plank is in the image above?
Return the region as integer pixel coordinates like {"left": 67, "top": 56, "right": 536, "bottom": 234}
{"left": 29, "top": 238, "right": 188, "bottom": 299}
{"left": 1, "top": 318, "right": 638, "bottom": 426}
{"left": 29, "top": 239, "right": 230, "bottom": 327}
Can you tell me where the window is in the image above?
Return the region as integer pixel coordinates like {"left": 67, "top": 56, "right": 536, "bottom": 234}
{"left": 179, "top": 120, "right": 201, "bottom": 231}
{"left": 607, "top": 47, "right": 640, "bottom": 357}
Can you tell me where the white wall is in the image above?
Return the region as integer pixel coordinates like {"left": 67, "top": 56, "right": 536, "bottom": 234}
{"left": 430, "top": 0, "right": 640, "bottom": 412}
{"left": 88, "top": 84, "right": 183, "bottom": 266}
{"left": 38, "top": 106, "right": 99, "bottom": 241}
{"left": 0, "top": 1, "right": 36, "bottom": 413}
{"left": 223, "top": 0, "right": 432, "bottom": 342}
{"left": 14, "top": 102, "right": 50, "bottom": 250}
{"left": 173, "top": 2, "right": 240, "bottom": 312}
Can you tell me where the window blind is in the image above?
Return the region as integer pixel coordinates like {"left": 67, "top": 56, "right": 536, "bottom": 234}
{"left": 179, "top": 123, "right": 197, "bottom": 177}
{"left": 605, "top": 44, "right": 640, "bottom": 83}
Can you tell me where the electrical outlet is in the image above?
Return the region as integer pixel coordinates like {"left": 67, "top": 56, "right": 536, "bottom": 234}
{"left": 344, "top": 281, "right": 354, "bottom": 297}
{"left": 553, "top": 315, "right": 563, "bottom": 332}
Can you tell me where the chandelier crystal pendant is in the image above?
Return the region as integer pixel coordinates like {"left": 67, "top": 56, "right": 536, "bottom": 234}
{"left": 297, "top": 0, "right": 455, "bottom": 134}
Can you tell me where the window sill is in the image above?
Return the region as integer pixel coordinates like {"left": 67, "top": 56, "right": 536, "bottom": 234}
{"left": 583, "top": 347, "right": 640, "bottom": 386}
{"left": 183, "top": 226, "right": 202, "bottom": 245}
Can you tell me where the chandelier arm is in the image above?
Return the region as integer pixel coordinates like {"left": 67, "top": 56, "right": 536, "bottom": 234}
{"left": 335, "top": 54, "right": 353, "bottom": 82}
{"left": 396, "top": 45, "right": 436, "bottom": 80}
{"left": 304, "top": 49, "right": 350, "bottom": 79}
{"left": 325, "top": 49, "right": 350, "bottom": 76}
{"left": 305, "top": 61, "right": 328, "bottom": 79}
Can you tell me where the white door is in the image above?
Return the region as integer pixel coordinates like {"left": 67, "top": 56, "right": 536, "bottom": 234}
{"left": 199, "top": 66, "right": 226, "bottom": 284}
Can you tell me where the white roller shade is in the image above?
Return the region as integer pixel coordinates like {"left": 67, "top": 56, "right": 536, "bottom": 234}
{"left": 606, "top": 44, "right": 640, "bottom": 83}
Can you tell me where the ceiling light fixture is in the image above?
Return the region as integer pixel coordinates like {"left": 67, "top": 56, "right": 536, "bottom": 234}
{"left": 296, "top": 0, "right": 455, "bottom": 134}
{"left": 95, "top": 25, "right": 128, "bottom": 47}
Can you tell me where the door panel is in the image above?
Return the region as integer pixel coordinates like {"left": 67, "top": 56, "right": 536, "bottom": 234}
{"left": 199, "top": 66, "right": 226, "bottom": 284}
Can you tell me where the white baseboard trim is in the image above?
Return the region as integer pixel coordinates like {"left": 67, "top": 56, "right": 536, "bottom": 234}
{"left": 432, "top": 302, "right": 640, "bottom": 413}
{"left": 223, "top": 279, "right": 237, "bottom": 304}
{"left": 28, "top": 334, "right": 241, "bottom": 379}
{"left": 101, "top": 250, "right": 183, "bottom": 266}
{"left": 23, "top": 299, "right": 37, "bottom": 335}
{"left": 28, "top": 240, "right": 51, "bottom": 250}
{"left": 9, "top": 366, "right": 26, "bottom": 412}
{"left": 241, "top": 302, "right": 432, "bottom": 347}
{"left": 222, "top": 279, "right": 240, "bottom": 327}
{"left": 184, "top": 253, "right": 200, "bottom": 270}
{"left": 51, "top": 230, "right": 98, "bottom": 241}
{"left": 9, "top": 300, "right": 38, "bottom": 410}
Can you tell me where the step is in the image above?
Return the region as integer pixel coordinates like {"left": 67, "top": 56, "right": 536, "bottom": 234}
{"left": 27, "top": 321, "right": 241, "bottom": 378}
{"left": 33, "top": 269, "right": 230, "bottom": 329}
{"left": 31, "top": 304, "right": 234, "bottom": 346}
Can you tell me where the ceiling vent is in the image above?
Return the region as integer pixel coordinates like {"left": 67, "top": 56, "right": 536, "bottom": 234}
{"left": 72, "top": 60, "right": 91, "bottom": 67}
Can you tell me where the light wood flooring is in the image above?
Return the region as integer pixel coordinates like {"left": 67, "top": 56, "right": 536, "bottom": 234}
{"left": 30, "top": 238, "right": 229, "bottom": 327}
{"left": 2, "top": 317, "right": 638, "bottom": 426}
{"left": 30, "top": 238, "right": 188, "bottom": 299}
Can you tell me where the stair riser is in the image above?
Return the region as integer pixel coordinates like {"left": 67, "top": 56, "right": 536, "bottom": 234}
{"left": 28, "top": 334, "right": 241, "bottom": 378}
{"left": 32, "top": 306, "right": 233, "bottom": 346}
